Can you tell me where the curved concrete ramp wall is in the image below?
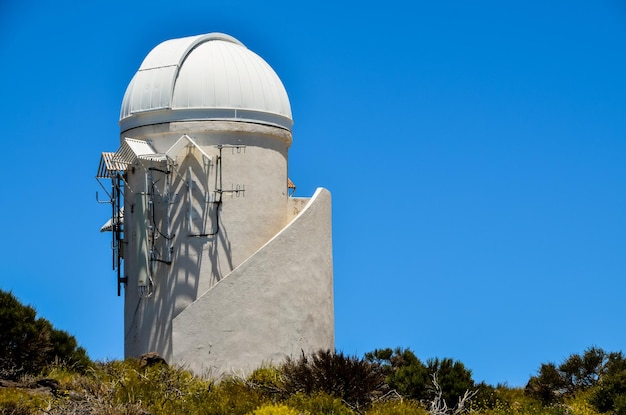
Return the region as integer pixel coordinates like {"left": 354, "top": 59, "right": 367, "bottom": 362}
{"left": 172, "top": 188, "right": 334, "bottom": 375}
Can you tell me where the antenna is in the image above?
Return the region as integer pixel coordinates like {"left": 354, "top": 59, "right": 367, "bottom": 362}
{"left": 95, "top": 152, "right": 127, "bottom": 295}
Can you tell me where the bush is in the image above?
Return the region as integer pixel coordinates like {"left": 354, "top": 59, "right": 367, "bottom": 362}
{"left": 366, "top": 348, "right": 429, "bottom": 401}
{"left": 0, "top": 388, "right": 48, "bottom": 415}
{"left": 526, "top": 348, "right": 626, "bottom": 406}
{"left": 100, "top": 359, "right": 259, "bottom": 415}
{"left": 206, "top": 377, "right": 269, "bottom": 415}
{"left": 472, "top": 382, "right": 500, "bottom": 410}
{"left": 0, "top": 290, "right": 91, "bottom": 379}
{"left": 471, "top": 385, "right": 558, "bottom": 415}
{"left": 589, "top": 370, "right": 626, "bottom": 414}
{"left": 426, "top": 357, "right": 474, "bottom": 407}
{"left": 365, "top": 400, "right": 427, "bottom": 415}
{"left": 248, "top": 403, "right": 299, "bottom": 415}
{"left": 559, "top": 348, "right": 606, "bottom": 391}
{"left": 564, "top": 390, "right": 602, "bottom": 415}
{"left": 526, "top": 363, "right": 566, "bottom": 406}
{"left": 48, "top": 328, "right": 91, "bottom": 371}
{"left": 280, "top": 349, "right": 386, "bottom": 410}
{"left": 0, "top": 291, "right": 51, "bottom": 378}
{"left": 247, "top": 365, "right": 284, "bottom": 397}
{"left": 286, "top": 392, "right": 354, "bottom": 415}
{"left": 43, "top": 358, "right": 269, "bottom": 415}
{"left": 365, "top": 348, "right": 475, "bottom": 406}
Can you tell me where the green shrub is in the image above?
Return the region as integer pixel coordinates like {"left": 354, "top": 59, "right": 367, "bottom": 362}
{"left": 286, "top": 392, "right": 354, "bottom": 414}
{"left": 0, "top": 388, "right": 48, "bottom": 415}
{"left": 0, "top": 290, "right": 91, "bottom": 379}
{"left": 564, "top": 390, "right": 602, "bottom": 415}
{"left": 365, "top": 400, "right": 427, "bottom": 415}
{"left": 247, "top": 365, "right": 284, "bottom": 396}
{"left": 472, "top": 385, "right": 548, "bottom": 415}
{"left": 47, "top": 328, "right": 91, "bottom": 372}
{"left": 365, "top": 347, "right": 475, "bottom": 406}
{"left": 248, "top": 403, "right": 299, "bottom": 415}
{"left": 589, "top": 370, "right": 626, "bottom": 414}
{"left": 526, "top": 363, "right": 566, "bottom": 405}
{"left": 426, "top": 357, "right": 474, "bottom": 406}
{"left": 101, "top": 360, "right": 210, "bottom": 414}
{"left": 526, "top": 347, "right": 626, "bottom": 406}
{"left": 280, "top": 350, "right": 386, "bottom": 410}
{"left": 50, "top": 359, "right": 270, "bottom": 415}
{"left": 472, "top": 381, "right": 500, "bottom": 410}
{"left": 203, "top": 377, "right": 269, "bottom": 415}
{"left": 366, "top": 348, "right": 429, "bottom": 401}
{"left": 0, "top": 291, "right": 51, "bottom": 378}
{"left": 559, "top": 348, "right": 606, "bottom": 390}
{"left": 366, "top": 348, "right": 428, "bottom": 400}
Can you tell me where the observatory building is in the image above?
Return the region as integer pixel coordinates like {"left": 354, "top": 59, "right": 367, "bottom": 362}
{"left": 96, "top": 33, "right": 333, "bottom": 375}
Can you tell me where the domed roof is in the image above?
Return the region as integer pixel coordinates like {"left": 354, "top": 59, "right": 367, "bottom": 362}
{"left": 120, "top": 33, "right": 292, "bottom": 132}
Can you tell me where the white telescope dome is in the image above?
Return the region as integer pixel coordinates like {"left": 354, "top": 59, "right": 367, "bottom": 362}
{"left": 120, "top": 33, "right": 293, "bottom": 133}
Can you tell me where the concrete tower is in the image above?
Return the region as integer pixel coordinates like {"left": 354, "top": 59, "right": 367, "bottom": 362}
{"left": 97, "top": 33, "right": 333, "bottom": 375}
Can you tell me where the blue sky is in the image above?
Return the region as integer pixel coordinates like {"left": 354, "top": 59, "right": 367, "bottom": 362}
{"left": 1, "top": 0, "right": 625, "bottom": 387}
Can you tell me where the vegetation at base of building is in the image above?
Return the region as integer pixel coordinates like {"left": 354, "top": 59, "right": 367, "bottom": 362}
{"left": 1, "top": 291, "right": 626, "bottom": 415}
{"left": 0, "top": 290, "right": 91, "bottom": 380}
{"left": 525, "top": 347, "right": 626, "bottom": 414}
{"left": 280, "top": 349, "right": 387, "bottom": 410}
{"left": 2, "top": 351, "right": 625, "bottom": 415}
{"left": 364, "top": 347, "right": 474, "bottom": 406}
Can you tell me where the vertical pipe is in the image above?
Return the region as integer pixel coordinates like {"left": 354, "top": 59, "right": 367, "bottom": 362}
{"left": 114, "top": 174, "right": 122, "bottom": 295}
{"left": 146, "top": 166, "right": 154, "bottom": 279}
{"left": 110, "top": 178, "right": 116, "bottom": 270}
{"left": 135, "top": 191, "right": 149, "bottom": 288}
{"left": 165, "top": 166, "right": 172, "bottom": 263}
{"left": 187, "top": 166, "right": 193, "bottom": 233}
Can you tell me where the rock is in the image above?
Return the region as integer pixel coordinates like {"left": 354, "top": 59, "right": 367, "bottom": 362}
{"left": 140, "top": 352, "right": 167, "bottom": 367}
{"left": 36, "top": 378, "right": 60, "bottom": 393}
{"left": 0, "top": 379, "right": 21, "bottom": 388}
{"left": 0, "top": 378, "right": 57, "bottom": 397}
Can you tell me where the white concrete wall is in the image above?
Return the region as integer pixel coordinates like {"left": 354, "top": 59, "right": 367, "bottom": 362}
{"left": 120, "top": 120, "right": 334, "bottom": 374}
{"left": 122, "top": 121, "right": 291, "bottom": 360}
{"left": 172, "top": 188, "right": 334, "bottom": 376}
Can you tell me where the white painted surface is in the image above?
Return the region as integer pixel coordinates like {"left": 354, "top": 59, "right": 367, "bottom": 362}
{"left": 116, "top": 33, "right": 333, "bottom": 376}
{"left": 120, "top": 33, "right": 292, "bottom": 132}
{"left": 172, "top": 188, "right": 334, "bottom": 375}
{"left": 122, "top": 121, "right": 292, "bottom": 361}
